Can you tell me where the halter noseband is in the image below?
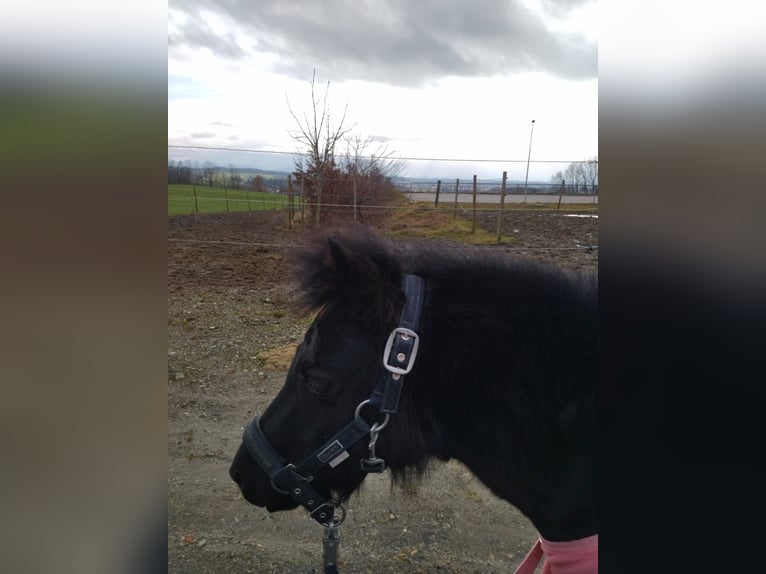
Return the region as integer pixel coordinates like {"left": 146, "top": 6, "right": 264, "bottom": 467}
{"left": 242, "top": 274, "right": 426, "bottom": 526}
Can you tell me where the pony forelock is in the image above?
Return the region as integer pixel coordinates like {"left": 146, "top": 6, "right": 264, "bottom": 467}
{"left": 295, "top": 228, "right": 404, "bottom": 330}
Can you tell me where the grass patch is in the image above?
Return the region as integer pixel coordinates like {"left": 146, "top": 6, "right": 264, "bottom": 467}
{"left": 168, "top": 184, "right": 300, "bottom": 216}
{"left": 380, "top": 199, "right": 515, "bottom": 245}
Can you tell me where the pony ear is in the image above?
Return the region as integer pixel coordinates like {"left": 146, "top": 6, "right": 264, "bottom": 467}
{"left": 299, "top": 230, "right": 404, "bottom": 327}
{"left": 326, "top": 237, "right": 351, "bottom": 273}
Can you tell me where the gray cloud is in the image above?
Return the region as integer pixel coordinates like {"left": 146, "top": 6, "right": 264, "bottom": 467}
{"left": 169, "top": 0, "right": 596, "bottom": 84}
{"left": 538, "top": 0, "right": 589, "bottom": 12}
{"left": 169, "top": 11, "right": 246, "bottom": 59}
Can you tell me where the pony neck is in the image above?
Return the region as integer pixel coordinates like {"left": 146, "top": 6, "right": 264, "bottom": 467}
{"left": 410, "top": 262, "right": 596, "bottom": 542}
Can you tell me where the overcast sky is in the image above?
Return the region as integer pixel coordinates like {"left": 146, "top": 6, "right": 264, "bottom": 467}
{"left": 168, "top": 0, "right": 598, "bottom": 180}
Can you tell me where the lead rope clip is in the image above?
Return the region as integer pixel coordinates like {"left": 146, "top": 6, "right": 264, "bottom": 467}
{"left": 359, "top": 414, "right": 389, "bottom": 473}
{"left": 322, "top": 522, "right": 340, "bottom": 574}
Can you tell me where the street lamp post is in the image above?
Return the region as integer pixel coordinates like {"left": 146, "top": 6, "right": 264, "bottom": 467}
{"left": 523, "top": 119, "right": 535, "bottom": 204}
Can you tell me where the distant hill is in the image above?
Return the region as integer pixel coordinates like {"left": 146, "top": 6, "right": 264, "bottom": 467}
{"left": 171, "top": 162, "right": 555, "bottom": 193}
{"left": 235, "top": 167, "right": 292, "bottom": 178}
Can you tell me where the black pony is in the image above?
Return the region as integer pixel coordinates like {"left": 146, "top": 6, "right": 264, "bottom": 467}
{"left": 230, "top": 229, "right": 597, "bottom": 557}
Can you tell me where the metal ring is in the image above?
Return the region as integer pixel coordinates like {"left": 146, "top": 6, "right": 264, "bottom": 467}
{"left": 354, "top": 399, "right": 371, "bottom": 419}
{"left": 355, "top": 400, "right": 390, "bottom": 432}
{"left": 370, "top": 413, "right": 390, "bottom": 434}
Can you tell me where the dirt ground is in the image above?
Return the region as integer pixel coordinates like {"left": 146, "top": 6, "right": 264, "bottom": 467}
{"left": 168, "top": 207, "right": 597, "bottom": 573}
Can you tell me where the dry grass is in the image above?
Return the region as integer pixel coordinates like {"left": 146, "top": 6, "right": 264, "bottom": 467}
{"left": 381, "top": 202, "right": 516, "bottom": 245}
{"left": 257, "top": 343, "right": 298, "bottom": 371}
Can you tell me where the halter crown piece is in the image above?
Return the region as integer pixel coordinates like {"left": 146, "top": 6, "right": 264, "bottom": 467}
{"left": 242, "top": 275, "right": 426, "bottom": 574}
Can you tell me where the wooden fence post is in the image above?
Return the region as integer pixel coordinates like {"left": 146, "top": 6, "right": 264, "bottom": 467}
{"left": 287, "top": 176, "right": 294, "bottom": 229}
{"left": 497, "top": 171, "right": 507, "bottom": 242}
{"left": 193, "top": 186, "right": 199, "bottom": 214}
{"left": 300, "top": 177, "right": 305, "bottom": 230}
{"left": 434, "top": 180, "right": 441, "bottom": 208}
{"left": 472, "top": 175, "right": 477, "bottom": 233}
{"left": 353, "top": 174, "right": 358, "bottom": 222}
{"left": 224, "top": 187, "right": 230, "bottom": 212}
{"left": 557, "top": 179, "right": 565, "bottom": 210}
{"left": 453, "top": 178, "right": 460, "bottom": 220}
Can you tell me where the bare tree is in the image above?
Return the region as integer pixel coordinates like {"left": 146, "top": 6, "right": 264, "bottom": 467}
{"left": 551, "top": 156, "right": 598, "bottom": 195}
{"left": 342, "top": 135, "right": 404, "bottom": 221}
{"left": 565, "top": 163, "right": 579, "bottom": 193}
{"left": 287, "top": 69, "right": 353, "bottom": 226}
{"left": 583, "top": 156, "right": 598, "bottom": 194}
{"left": 203, "top": 161, "right": 216, "bottom": 187}
{"left": 227, "top": 164, "right": 242, "bottom": 190}
{"left": 250, "top": 175, "right": 265, "bottom": 193}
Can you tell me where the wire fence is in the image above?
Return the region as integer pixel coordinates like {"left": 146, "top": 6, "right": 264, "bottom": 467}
{"left": 168, "top": 145, "right": 597, "bottom": 243}
{"left": 167, "top": 180, "right": 597, "bottom": 216}
{"left": 168, "top": 172, "right": 597, "bottom": 248}
{"left": 167, "top": 144, "right": 598, "bottom": 195}
{"left": 167, "top": 144, "right": 596, "bottom": 165}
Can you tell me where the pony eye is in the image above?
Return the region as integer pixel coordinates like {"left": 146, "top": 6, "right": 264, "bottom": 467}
{"left": 306, "top": 376, "right": 334, "bottom": 396}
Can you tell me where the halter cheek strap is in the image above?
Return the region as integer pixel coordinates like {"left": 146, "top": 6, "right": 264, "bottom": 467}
{"left": 371, "top": 273, "right": 426, "bottom": 414}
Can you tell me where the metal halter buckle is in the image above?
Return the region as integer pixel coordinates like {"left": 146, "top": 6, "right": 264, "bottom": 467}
{"left": 382, "top": 327, "right": 420, "bottom": 375}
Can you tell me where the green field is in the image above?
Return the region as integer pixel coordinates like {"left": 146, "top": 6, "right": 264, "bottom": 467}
{"left": 169, "top": 184, "right": 597, "bottom": 217}
{"left": 168, "top": 184, "right": 299, "bottom": 215}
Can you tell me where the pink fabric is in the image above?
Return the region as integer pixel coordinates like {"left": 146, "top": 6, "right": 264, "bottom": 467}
{"left": 514, "top": 534, "right": 598, "bottom": 574}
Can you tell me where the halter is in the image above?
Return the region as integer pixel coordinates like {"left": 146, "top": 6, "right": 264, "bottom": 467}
{"left": 241, "top": 274, "right": 426, "bottom": 573}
